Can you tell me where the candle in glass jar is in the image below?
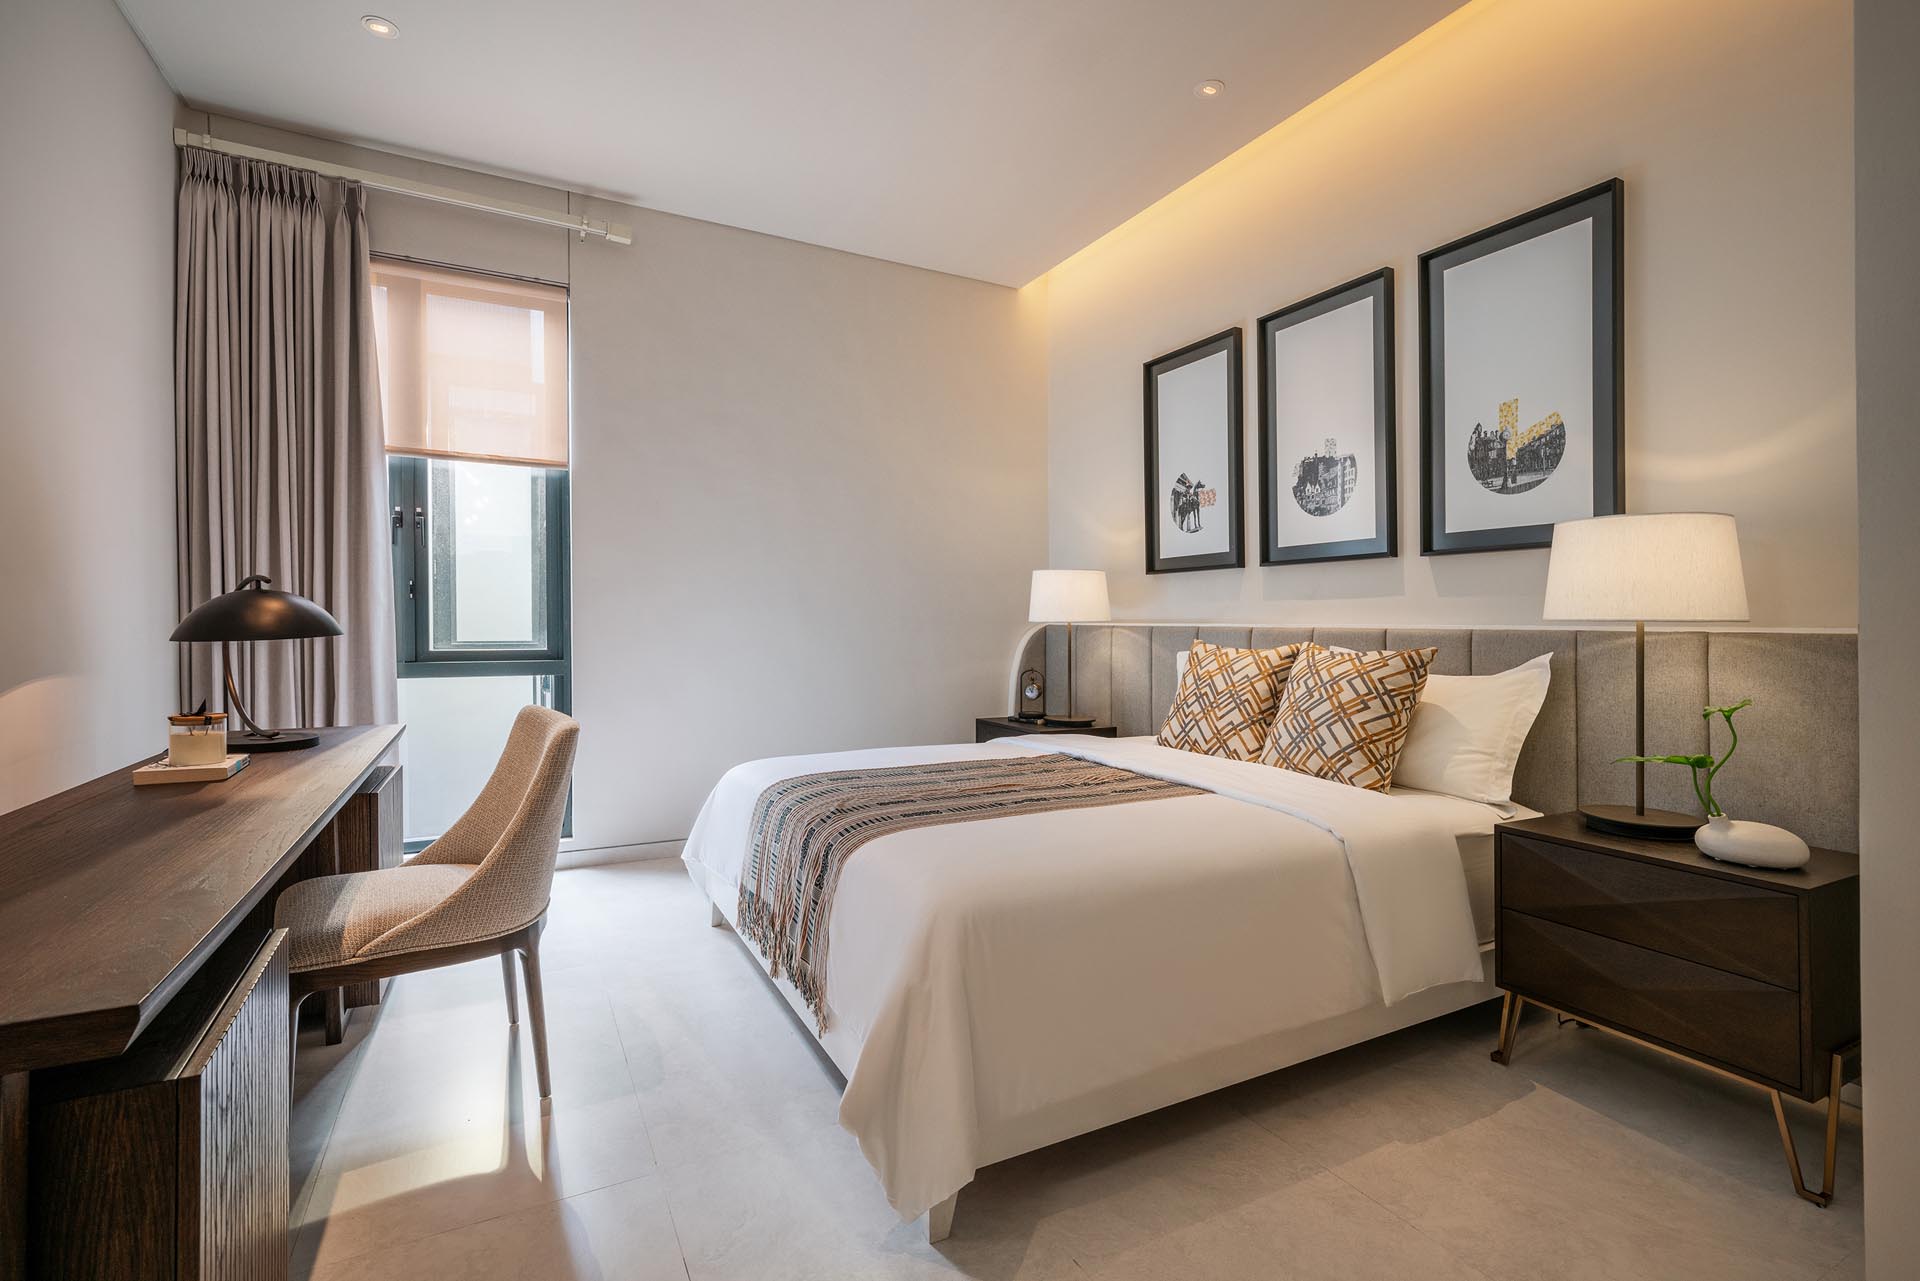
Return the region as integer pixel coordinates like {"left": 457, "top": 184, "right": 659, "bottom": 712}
{"left": 167, "top": 712, "right": 228, "bottom": 767}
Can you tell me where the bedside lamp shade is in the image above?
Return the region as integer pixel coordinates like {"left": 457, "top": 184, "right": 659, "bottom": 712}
{"left": 1543, "top": 514, "right": 1748, "bottom": 840}
{"left": 1028, "top": 570, "right": 1110, "bottom": 624}
{"left": 1027, "top": 570, "right": 1109, "bottom": 727}
{"left": 1544, "top": 514, "right": 1749, "bottom": 623}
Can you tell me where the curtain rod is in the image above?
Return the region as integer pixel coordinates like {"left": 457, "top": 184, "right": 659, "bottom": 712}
{"left": 173, "top": 130, "right": 633, "bottom": 246}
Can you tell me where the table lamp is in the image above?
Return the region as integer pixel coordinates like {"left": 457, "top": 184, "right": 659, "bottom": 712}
{"left": 1028, "top": 569, "right": 1110, "bottom": 728}
{"left": 1543, "top": 513, "right": 1749, "bottom": 839}
{"left": 170, "top": 574, "right": 344, "bottom": 752}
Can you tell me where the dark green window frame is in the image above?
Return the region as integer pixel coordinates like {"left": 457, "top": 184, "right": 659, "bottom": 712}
{"left": 388, "top": 453, "right": 572, "bottom": 846}
{"left": 387, "top": 455, "right": 571, "bottom": 679}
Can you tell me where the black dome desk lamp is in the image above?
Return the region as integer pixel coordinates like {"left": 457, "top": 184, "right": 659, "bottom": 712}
{"left": 169, "top": 574, "right": 344, "bottom": 752}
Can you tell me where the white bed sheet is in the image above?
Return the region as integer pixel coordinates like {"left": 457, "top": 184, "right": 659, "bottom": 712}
{"left": 681, "top": 734, "right": 1508, "bottom": 1219}
{"left": 1390, "top": 785, "right": 1541, "bottom": 943}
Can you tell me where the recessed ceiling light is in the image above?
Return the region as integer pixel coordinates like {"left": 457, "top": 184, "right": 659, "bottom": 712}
{"left": 361, "top": 14, "right": 399, "bottom": 38}
{"left": 1194, "top": 80, "right": 1225, "bottom": 99}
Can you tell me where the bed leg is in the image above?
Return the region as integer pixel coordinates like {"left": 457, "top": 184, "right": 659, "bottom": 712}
{"left": 927, "top": 1192, "right": 958, "bottom": 1244}
{"left": 709, "top": 901, "right": 727, "bottom": 929}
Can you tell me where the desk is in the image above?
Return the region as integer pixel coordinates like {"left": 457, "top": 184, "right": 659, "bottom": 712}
{"left": 0, "top": 724, "right": 402, "bottom": 1280}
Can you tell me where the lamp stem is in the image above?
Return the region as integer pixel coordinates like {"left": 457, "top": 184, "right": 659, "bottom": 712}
{"left": 1634, "top": 620, "right": 1646, "bottom": 817}
{"left": 220, "top": 640, "right": 277, "bottom": 739}
{"left": 1066, "top": 623, "right": 1077, "bottom": 721}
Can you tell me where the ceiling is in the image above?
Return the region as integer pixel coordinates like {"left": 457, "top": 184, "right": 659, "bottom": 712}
{"left": 119, "top": 0, "right": 1463, "bottom": 286}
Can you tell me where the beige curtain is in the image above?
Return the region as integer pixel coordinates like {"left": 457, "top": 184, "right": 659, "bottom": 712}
{"left": 175, "top": 149, "right": 397, "bottom": 728}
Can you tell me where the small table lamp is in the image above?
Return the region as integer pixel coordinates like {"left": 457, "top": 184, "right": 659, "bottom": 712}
{"left": 170, "top": 574, "right": 344, "bottom": 752}
{"left": 1544, "top": 513, "right": 1749, "bottom": 839}
{"left": 1028, "top": 569, "right": 1110, "bottom": 728}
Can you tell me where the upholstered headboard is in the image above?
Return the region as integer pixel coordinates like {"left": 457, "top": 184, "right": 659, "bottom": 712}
{"left": 1017, "top": 625, "right": 1859, "bottom": 850}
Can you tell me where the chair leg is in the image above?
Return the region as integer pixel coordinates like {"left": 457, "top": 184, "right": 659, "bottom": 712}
{"left": 519, "top": 930, "right": 552, "bottom": 1102}
{"left": 323, "top": 988, "right": 346, "bottom": 1045}
{"left": 501, "top": 949, "right": 520, "bottom": 1026}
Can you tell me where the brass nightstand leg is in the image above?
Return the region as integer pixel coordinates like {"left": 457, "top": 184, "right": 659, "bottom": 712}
{"left": 1770, "top": 1052, "right": 1846, "bottom": 1208}
{"left": 1490, "top": 992, "right": 1524, "bottom": 1065}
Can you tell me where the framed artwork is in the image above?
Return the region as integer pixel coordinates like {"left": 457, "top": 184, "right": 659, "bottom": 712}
{"left": 1256, "top": 268, "right": 1396, "bottom": 565}
{"left": 1144, "top": 327, "right": 1245, "bottom": 574}
{"left": 1418, "top": 178, "right": 1624, "bottom": 554}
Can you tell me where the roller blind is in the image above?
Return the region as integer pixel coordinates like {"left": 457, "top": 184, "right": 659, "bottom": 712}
{"left": 371, "top": 260, "right": 569, "bottom": 468}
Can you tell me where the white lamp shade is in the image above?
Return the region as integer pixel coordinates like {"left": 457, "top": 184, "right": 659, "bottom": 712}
{"left": 1543, "top": 513, "right": 1749, "bottom": 622}
{"left": 1029, "top": 569, "right": 1111, "bottom": 624}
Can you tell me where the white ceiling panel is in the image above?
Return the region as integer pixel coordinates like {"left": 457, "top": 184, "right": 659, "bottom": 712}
{"left": 119, "top": 0, "right": 1463, "bottom": 285}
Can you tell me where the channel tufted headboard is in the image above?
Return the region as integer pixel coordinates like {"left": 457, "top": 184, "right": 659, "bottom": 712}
{"left": 1016, "top": 625, "right": 1859, "bottom": 851}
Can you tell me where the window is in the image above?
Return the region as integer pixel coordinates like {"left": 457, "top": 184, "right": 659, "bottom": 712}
{"left": 386, "top": 456, "right": 568, "bottom": 670}
{"left": 374, "top": 260, "right": 571, "bottom": 845}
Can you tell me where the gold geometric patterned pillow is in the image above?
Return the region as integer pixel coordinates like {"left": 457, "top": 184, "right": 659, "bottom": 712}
{"left": 1158, "top": 640, "right": 1306, "bottom": 761}
{"left": 1257, "top": 643, "right": 1439, "bottom": 791}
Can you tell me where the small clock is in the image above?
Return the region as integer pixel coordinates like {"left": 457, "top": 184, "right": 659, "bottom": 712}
{"left": 1016, "top": 668, "right": 1045, "bottom": 721}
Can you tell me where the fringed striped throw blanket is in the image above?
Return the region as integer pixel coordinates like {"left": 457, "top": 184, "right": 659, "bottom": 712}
{"left": 738, "top": 753, "right": 1203, "bottom": 1028}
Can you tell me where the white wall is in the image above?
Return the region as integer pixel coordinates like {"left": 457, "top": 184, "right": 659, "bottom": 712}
{"left": 1854, "top": 1, "right": 1919, "bottom": 1275}
{"left": 181, "top": 114, "right": 1049, "bottom": 850}
{"left": 1043, "top": 0, "right": 1856, "bottom": 630}
{"left": 0, "top": 0, "right": 179, "bottom": 811}
{"left": 566, "top": 201, "right": 1047, "bottom": 847}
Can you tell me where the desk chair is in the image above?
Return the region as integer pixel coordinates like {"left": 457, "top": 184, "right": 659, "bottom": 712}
{"left": 276, "top": 706, "right": 579, "bottom": 1098}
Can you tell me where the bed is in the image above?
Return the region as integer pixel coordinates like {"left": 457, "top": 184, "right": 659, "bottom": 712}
{"left": 681, "top": 730, "right": 1528, "bottom": 1240}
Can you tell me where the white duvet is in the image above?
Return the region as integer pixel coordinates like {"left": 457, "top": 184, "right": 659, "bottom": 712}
{"left": 681, "top": 734, "right": 1496, "bottom": 1220}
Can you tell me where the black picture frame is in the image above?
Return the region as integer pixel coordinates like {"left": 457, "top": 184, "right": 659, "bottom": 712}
{"left": 1256, "top": 268, "right": 1396, "bottom": 565}
{"left": 1143, "top": 327, "right": 1245, "bottom": 574}
{"left": 1418, "top": 178, "right": 1625, "bottom": 555}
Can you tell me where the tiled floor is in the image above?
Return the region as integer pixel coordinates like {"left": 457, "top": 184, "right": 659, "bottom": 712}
{"left": 291, "top": 859, "right": 1866, "bottom": 1281}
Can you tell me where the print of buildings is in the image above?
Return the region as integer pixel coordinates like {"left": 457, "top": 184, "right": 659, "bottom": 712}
{"left": 1467, "top": 399, "right": 1566, "bottom": 494}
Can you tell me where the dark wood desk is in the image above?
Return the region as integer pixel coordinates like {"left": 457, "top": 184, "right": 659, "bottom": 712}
{"left": 0, "top": 724, "right": 402, "bottom": 1280}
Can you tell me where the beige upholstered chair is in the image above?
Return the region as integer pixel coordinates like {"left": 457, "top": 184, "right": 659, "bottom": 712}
{"left": 277, "top": 705, "right": 580, "bottom": 1097}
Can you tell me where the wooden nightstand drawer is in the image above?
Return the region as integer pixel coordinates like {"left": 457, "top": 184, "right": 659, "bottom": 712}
{"left": 1500, "top": 833, "right": 1799, "bottom": 989}
{"left": 1500, "top": 909, "right": 1802, "bottom": 1088}
{"left": 1491, "top": 813, "right": 1860, "bottom": 1206}
{"left": 975, "top": 717, "right": 1118, "bottom": 743}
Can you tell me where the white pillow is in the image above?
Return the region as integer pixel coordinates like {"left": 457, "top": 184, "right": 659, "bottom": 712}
{"left": 1392, "top": 653, "right": 1552, "bottom": 810}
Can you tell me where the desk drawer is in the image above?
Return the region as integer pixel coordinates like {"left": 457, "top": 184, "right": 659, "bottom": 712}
{"left": 30, "top": 930, "right": 289, "bottom": 1280}
{"left": 1499, "top": 834, "right": 1799, "bottom": 989}
{"left": 1500, "top": 910, "right": 1801, "bottom": 1089}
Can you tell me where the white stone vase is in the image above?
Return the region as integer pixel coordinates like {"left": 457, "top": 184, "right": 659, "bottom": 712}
{"left": 1694, "top": 815, "right": 1810, "bottom": 869}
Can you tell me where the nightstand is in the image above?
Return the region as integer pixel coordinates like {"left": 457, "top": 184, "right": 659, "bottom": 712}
{"left": 975, "top": 717, "right": 1118, "bottom": 743}
{"left": 1491, "top": 812, "right": 1860, "bottom": 1206}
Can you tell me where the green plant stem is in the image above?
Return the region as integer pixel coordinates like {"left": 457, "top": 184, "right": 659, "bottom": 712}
{"left": 1688, "top": 763, "right": 1711, "bottom": 817}
{"left": 1627, "top": 699, "right": 1751, "bottom": 821}
{"left": 1704, "top": 709, "right": 1739, "bottom": 818}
